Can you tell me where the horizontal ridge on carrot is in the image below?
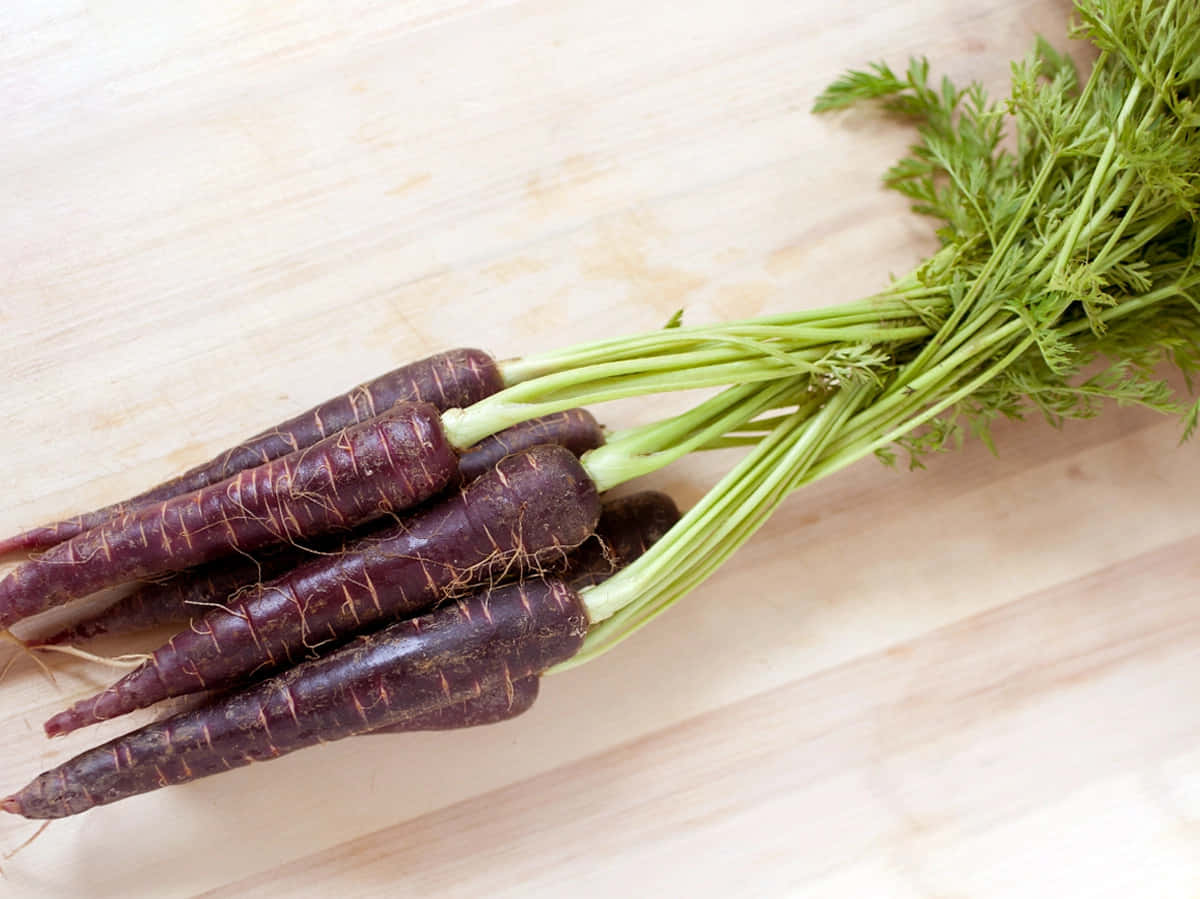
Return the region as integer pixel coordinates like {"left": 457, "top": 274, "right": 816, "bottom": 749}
{"left": 0, "top": 402, "right": 458, "bottom": 631}
{"left": 368, "top": 676, "right": 540, "bottom": 735}
{"left": 7, "top": 578, "right": 588, "bottom": 818}
{"left": 0, "top": 348, "right": 503, "bottom": 556}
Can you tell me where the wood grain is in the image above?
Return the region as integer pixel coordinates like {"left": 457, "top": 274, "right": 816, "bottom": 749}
{"left": 209, "top": 537, "right": 1200, "bottom": 897}
{"left": 1, "top": 0, "right": 1197, "bottom": 896}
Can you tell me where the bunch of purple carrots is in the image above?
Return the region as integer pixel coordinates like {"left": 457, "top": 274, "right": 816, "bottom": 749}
{"left": 0, "top": 347, "right": 699, "bottom": 818}
{"left": 5, "top": 0, "right": 1199, "bottom": 820}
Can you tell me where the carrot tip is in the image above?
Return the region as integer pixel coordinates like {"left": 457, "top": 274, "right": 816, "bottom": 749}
{"left": 0, "top": 533, "right": 38, "bottom": 557}
{"left": 42, "top": 712, "right": 79, "bottom": 739}
{"left": 0, "top": 797, "right": 22, "bottom": 816}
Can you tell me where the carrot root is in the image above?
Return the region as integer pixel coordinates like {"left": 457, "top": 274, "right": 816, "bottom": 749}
{"left": 32, "top": 645, "right": 151, "bottom": 671}
{"left": 7, "top": 578, "right": 588, "bottom": 818}
{"left": 1, "top": 821, "right": 50, "bottom": 861}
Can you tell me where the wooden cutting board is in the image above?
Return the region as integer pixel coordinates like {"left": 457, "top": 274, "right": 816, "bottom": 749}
{"left": 2, "top": 0, "right": 1198, "bottom": 895}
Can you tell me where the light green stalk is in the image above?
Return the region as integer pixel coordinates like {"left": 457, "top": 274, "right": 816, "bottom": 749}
{"left": 553, "top": 0, "right": 1200, "bottom": 656}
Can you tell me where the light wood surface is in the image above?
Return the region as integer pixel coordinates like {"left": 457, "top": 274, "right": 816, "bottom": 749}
{"left": 2, "top": 1, "right": 1198, "bottom": 895}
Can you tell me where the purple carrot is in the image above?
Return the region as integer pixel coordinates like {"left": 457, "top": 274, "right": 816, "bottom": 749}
{"left": 456, "top": 408, "right": 603, "bottom": 483}
{"left": 35, "top": 409, "right": 608, "bottom": 647}
{"left": 0, "top": 348, "right": 502, "bottom": 556}
{"left": 44, "top": 444, "right": 600, "bottom": 736}
{"left": 5, "top": 578, "right": 588, "bottom": 818}
{"left": 564, "top": 490, "right": 679, "bottom": 590}
{"left": 0, "top": 402, "right": 457, "bottom": 631}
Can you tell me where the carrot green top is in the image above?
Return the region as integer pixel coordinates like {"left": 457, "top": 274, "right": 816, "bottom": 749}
{"left": 451, "top": 0, "right": 1200, "bottom": 661}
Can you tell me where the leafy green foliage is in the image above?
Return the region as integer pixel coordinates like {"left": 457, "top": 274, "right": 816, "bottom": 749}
{"left": 577, "top": 0, "right": 1200, "bottom": 659}
{"left": 814, "top": 0, "right": 1200, "bottom": 467}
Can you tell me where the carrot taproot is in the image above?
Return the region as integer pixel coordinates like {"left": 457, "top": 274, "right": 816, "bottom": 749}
{"left": 43, "top": 443, "right": 600, "bottom": 736}
{"left": 0, "top": 348, "right": 502, "bottom": 556}
{"left": 4, "top": 578, "right": 588, "bottom": 818}
{"left": 0, "top": 402, "right": 457, "bottom": 631}
{"left": 33, "top": 409, "right": 607, "bottom": 646}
